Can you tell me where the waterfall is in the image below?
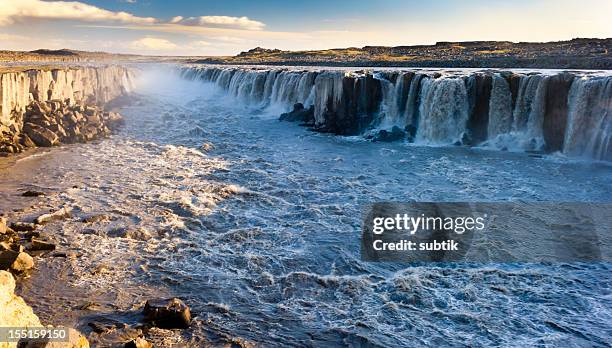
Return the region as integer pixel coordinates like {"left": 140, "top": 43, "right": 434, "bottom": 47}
{"left": 404, "top": 74, "right": 425, "bottom": 129}
{"left": 416, "top": 77, "right": 469, "bottom": 143}
{"left": 512, "top": 75, "right": 543, "bottom": 132}
{"left": 488, "top": 74, "right": 513, "bottom": 138}
{"left": 179, "top": 66, "right": 612, "bottom": 161}
{"left": 564, "top": 77, "right": 612, "bottom": 161}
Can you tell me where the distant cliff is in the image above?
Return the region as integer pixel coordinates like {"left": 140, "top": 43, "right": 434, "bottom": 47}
{"left": 194, "top": 38, "right": 612, "bottom": 70}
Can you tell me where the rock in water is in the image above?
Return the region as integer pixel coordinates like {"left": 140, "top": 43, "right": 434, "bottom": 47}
{"left": 280, "top": 103, "right": 315, "bottom": 123}
{"left": 28, "top": 238, "right": 56, "bottom": 251}
{"left": 0, "top": 250, "right": 34, "bottom": 272}
{"left": 107, "top": 227, "right": 152, "bottom": 241}
{"left": 21, "top": 190, "right": 46, "bottom": 197}
{"left": 10, "top": 222, "right": 37, "bottom": 232}
{"left": 124, "top": 337, "right": 152, "bottom": 348}
{"left": 372, "top": 126, "right": 406, "bottom": 142}
{"left": 34, "top": 207, "right": 72, "bottom": 225}
{"left": 143, "top": 298, "right": 191, "bottom": 329}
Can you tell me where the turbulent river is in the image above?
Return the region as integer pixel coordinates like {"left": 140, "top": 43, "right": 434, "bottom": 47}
{"left": 1, "top": 68, "right": 611, "bottom": 347}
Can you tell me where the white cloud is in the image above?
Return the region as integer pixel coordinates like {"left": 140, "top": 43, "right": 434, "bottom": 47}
{"left": 0, "top": 1, "right": 266, "bottom": 32}
{"left": 173, "top": 16, "right": 265, "bottom": 31}
{"left": 169, "top": 16, "right": 183, "bottom": 24}
{"left": 129, "top": 37, "right": 177, "bottom": 50}
{"left": 0, "top": 0, "right": 156, "bottom": 25}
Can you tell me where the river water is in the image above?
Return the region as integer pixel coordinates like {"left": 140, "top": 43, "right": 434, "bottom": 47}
{"left": 1, "top": 68, "right": 611, "bottom": 347}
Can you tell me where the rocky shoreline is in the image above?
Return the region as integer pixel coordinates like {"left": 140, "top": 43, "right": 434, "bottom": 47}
{"left": 0, "top": 100, "right": 124, "bottom": 155}
{"left": 0, "top": 194, "right": 204, "bottom": 347}
{"left": 0, "top": 215, "right": 89, "bottom": 348}
{"left": 0, "top": 65, "right": 213, "bottom": 348}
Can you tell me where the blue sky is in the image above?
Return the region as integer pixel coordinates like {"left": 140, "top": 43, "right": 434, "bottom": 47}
{"left": 0, "top": 0, "right": 610, "bottom": 55}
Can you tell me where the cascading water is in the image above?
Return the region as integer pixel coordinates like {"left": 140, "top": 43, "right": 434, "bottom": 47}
{"left": 564, "top": 76, "right": 612, "bottom": 161}
{"left": 180, "top": 66, "right": 612, "bottom": 161}
{"left": 488, "top": 74, "right": 513, "bottom": 139}
{"left": 416, "top": 76, "right": 469, "bottom": 143}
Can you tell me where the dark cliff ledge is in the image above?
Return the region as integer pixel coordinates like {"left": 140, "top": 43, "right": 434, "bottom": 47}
{"left": 191, "top": 38, "right": 612, "bottom": 70}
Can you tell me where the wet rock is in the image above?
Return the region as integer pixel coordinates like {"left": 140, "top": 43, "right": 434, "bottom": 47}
{"left": 280, "top": 103, "right": 315, "bottom": 123}
{"left": 81, "top": 214, "right": 111, "bottom": 223}
{"left": 200, "top": 143, "right": 214, "bottom": 152}
{"left": 22, "top": 230, "right": 41, "bottom": 240}
{"left": 10, "top": 222, "right": 37, "bottom": 232}
{"left": 124, "top": 337, "right": 152, "bottom": 348}
{"left": 108, "top": 227, "right": 152, "bottom": 241}
{"left": 27, "top": 238, "right": 56, "bottom": 251}
{"left": 81, "top": 228, "right": 100, "bottom": 235}
{"left": 88, "top": 321, "right": 116, "bottom": 334}
{"left": 35, "top": 207, "right": 72, "bottom": 224}
{"left": 405, "top": 125, "right": 417, "bottom": 142}
{"left": 0, "top": 250, "right": 34, "bottom": 272}
{"left": 143, "top": 298, "right": 191, "bottom": 329}
{"left": 23, "top": 123, "right": 59, "bottom": 147}
{"left": 372, "top": 126, "right": 405, "bottom": 142}
{"left": 21, "top": 190, "right": 46, "bottom": 197}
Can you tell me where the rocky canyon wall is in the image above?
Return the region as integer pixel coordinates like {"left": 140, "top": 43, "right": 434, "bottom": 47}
{"left": 0, "top": 66, "right": 134, "bottom": 153}
{"left": 180, "top": 66, "right": 611, "bottom": 161}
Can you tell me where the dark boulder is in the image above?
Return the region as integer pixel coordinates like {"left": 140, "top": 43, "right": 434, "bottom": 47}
{"left": 10, "top": 222, "right": 37, "bottom": 232}
{"left": 372, "top": 126, "right": 406, "bottom": 142}
{"left": 0, "top": 250, "right": 34, "bottom": 272}
{"left": 405, "top": 125, "right": 417, "bottom": 142}
{"left": 27, "top": 238, "right": 56, "bottom": 251}
{"left": 21, "top": 190, "right": 46, "bottom": 197}
{"left": 143, "top": 298, "right": 191, "bottom": 329}
{"left": 23, "top": 123, "right": 59, "bottom": 147}
{"left": 280, "top": 103, "right": 314, "bottom": 123}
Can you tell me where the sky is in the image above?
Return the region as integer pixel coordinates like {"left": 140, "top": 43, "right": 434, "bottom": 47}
{"left": 0, "top": 0, "right": 611, "bottom": 56}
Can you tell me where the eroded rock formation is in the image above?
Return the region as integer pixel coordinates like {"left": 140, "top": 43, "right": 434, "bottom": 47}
{"left": 0, "top": 66, "right": 133, "bottom": 154}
